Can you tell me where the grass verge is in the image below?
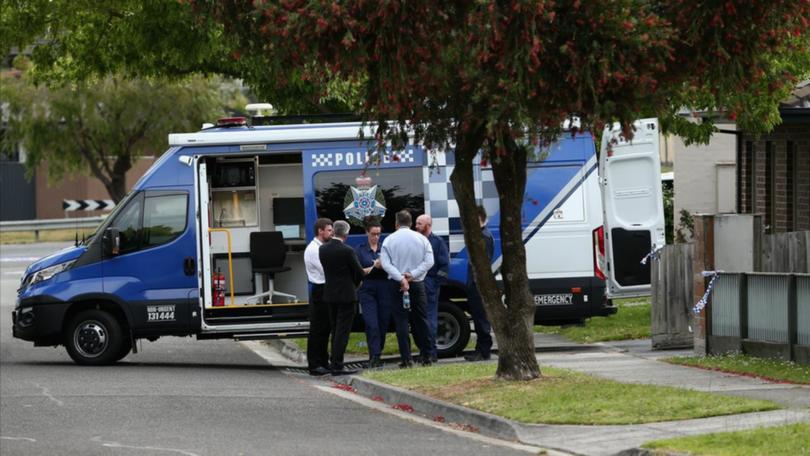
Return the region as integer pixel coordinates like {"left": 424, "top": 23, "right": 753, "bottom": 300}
{"left": 362, "top": 362, "right": 778, "bottom": 425}
{"left": 664, "top": 354, "right": 810, "bottom": 385}
{"left": 642, "top": 423, "right": 810, "bottom": 456}
{"left": 1, "top": 228, "right": 97, "bottom": 244}
{"left": 534, "top": 297, "right": 650, "bottom": 343}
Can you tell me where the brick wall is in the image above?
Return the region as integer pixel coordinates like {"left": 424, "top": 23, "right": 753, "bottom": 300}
{"left": 739, "top": 122, "right": 810, "bottom": 233}
{"left": 35, "top": 157, "right": 156, "bottom": 219}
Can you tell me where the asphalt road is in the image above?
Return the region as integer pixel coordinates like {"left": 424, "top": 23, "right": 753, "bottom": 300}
{"left": 0, "top": 242, "right": 527, "bottom": 456}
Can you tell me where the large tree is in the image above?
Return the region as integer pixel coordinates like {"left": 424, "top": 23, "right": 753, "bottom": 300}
{"left": 196, "top": 0, "right": 808, "bottom": 380}
{"left": 0, "top": 0, "right": 350, "bottom": 113}
{"left": 0, "top": 68, "right": 232, "bottom": 202}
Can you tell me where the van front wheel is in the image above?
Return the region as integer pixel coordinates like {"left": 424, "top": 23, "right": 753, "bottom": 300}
{"left": 436, "top": 302, "right": 470, "bottom": 358}
{"left": 65, "top": 309, "right": 124, "bottom": 365}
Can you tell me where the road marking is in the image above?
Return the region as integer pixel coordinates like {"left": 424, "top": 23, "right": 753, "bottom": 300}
{"left": 1, "top": 436, "right": 37, "bottom": 442}
{"left": 32, "top": 383, "right": 64, "bottom": 407}
{"left": 91, "top": 437, "right": 200, "bottom": 456}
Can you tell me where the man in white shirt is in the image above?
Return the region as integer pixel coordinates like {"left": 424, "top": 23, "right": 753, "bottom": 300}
{"left": 304, "top": 218, "right": 333, "bottom": 376}
{"left": 380, "top": 210, "right": 434, "bottom": 367}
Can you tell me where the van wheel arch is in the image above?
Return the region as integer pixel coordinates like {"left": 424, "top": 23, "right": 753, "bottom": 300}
{"left": 63, "top": 300, "right": 131, "bottom": 335}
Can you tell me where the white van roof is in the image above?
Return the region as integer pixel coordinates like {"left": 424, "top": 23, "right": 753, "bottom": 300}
{"left": 168, "top": 122, "right": 374, "bottom": 147}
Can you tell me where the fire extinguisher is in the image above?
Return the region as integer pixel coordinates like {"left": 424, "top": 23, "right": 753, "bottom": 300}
{"left": 213, "top": 267, "right": 225, "bottom": 307}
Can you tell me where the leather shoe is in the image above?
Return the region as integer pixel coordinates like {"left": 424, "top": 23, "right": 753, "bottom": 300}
{"left": 398, "top": 360, "right": 413, "bottom": 369}
{"left": 309, "top": 366, "right": 330, "bottom": 376}
{"left": 330, "top": 368, "right": 358, "bottom": 376}
{"left": 418, "top": 356, "right": 433, "bottom": 367}
{"left": 368, "top": 356, "right": 384, "bottom": 369}
{"left": 464, "top": 352, "right": 491, "bottom": 362}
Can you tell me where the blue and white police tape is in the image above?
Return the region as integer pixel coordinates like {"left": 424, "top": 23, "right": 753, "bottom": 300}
{"left": 693, "top": 270, "right": 722, "bottom": 315}
{"left": 640, "top": 244, "right": 664, "bottom": 265}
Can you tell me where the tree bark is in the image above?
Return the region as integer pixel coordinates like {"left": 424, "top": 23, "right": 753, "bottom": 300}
{"left": 488, "top": 134, "right": 540, "bottom": 380}
{"left": 107, "top": 154, "right": 132, "bottom": 203}
{"left": 450, "top": 119, "right": 541, "bottom": 381}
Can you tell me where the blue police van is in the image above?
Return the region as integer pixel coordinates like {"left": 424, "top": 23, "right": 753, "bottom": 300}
{"left": 12, "top": 116, "right": 664, "bottom": 365}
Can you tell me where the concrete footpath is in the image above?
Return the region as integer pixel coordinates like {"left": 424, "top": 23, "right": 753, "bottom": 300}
{"left": 265, "top": 335, "right": 810, "bottom": 456}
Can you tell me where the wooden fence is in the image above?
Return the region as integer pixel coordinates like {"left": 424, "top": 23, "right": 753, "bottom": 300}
{"left": 651, "top": 244, "right": 694, "bottom": 349}
{"left": 761, "top": 231, "right": 810, "bottom": 273}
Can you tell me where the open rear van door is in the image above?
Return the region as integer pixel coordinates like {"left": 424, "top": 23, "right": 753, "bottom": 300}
{"left": 599, "top": 119, "right": 665, "bottom": 299}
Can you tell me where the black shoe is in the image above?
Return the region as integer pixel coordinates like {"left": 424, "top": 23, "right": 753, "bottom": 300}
{"left": 369, "top": 356, "right": 383, "bottom": 369}
{"left": 331, "top": 368, "right": 358, "bottom": 376}
{"left": 430, "top": 356, "right": 438, "bottom": 364}
{"left": 309, "top": 366, "right": 330, "bottom": 376}
{"left": 398, "top": 360, "right": 413, "bottom": 369}
{"left": 464, "top": 352, "right": 491, "bottom": 362}
{"left": 418, "top": 356, "right": 433, "bottom": 367}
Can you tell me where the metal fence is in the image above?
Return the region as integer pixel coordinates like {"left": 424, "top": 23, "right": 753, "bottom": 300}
{"left": 0, "top": 216, "right": 105, "bottom": 241}
{"left": 709, "top": 272, "right": 810, "bottom": 365}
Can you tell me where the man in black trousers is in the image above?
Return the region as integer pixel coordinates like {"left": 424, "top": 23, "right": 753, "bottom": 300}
{"left": 304, "top": 218, "right": 334, "bottom": 376}
{"left": 319, "top": 220, "right": 365, "bottom": 375}
{"left": 464, "top": 205, "right": 495, "bottom": 361}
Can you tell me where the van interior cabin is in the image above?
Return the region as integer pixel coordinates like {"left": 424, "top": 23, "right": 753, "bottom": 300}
{"left": 200, "top": 153, "right": 310, "bottom": 326}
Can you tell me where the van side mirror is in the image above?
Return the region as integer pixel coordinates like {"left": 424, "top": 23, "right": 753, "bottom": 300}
{"left": 103, "top": 227, "right": 121, "bottom": 256}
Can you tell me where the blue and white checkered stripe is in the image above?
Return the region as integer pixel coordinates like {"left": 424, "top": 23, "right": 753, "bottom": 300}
{"left": 311, "top": 153, "right": 334, "bottom": 168}
{"left": 310, "top": 148, "right": 416, "bottom": 168}
{"left": 422, "top": 151, "right": 500, "bottom": 256}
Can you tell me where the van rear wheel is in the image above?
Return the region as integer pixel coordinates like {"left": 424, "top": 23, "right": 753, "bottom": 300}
{"left": 436, "top": 302, "right": 470, "bottom": 358}
{"left": 65, "top": 309, "right": 124, "bottom": 365}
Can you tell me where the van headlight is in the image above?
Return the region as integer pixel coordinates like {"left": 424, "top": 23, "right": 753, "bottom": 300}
{"left": 23, "top": 260, "right": 76, "bottom": 288}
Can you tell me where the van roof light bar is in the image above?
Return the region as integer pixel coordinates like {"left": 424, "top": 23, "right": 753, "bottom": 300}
{"left": 216, "top": 117, "right": 248, "bottom": 127}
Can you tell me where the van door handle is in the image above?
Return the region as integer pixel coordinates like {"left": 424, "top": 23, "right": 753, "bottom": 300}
{"left": 183, "top": 257, "right": 195, "bottom": 276}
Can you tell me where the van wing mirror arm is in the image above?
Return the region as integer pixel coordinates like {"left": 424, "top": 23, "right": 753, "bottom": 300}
{"left": 103, "top": 227, "right": 121, "bottom": 256}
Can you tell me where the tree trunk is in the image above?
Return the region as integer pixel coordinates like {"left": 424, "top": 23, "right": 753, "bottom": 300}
{"left": 488, "top": 135, "right": 540, "bottom": 380}
{"left": 450, "top": 121, "right": 541, "bottom": 381}
{"left": 106, "top": 173, "right": 127, "bottom": 204}
{"left": 106, "top": 155, "right": 132, "bottom": 203}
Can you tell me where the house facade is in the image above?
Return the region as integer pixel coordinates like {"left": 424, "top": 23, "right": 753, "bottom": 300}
{"left": 737, "top": 105, "right": 810, "bottom": 233}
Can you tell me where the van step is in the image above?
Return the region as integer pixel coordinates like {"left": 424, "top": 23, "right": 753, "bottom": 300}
{"left": 233, "top": 331, "right": 309, "bottom": 341}
{"left": 203, "top": 315, "right": 307, "bottom": 326}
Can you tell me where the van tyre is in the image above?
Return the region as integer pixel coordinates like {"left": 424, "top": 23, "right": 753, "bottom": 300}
{"left": 64, "top": 309, "right": 124, "bottom": 365}
{"left": 115, "top": 336, "right": 133, "bottom": 362}
{"left": 436, "top": 302, "right": 470, "bottom": 358}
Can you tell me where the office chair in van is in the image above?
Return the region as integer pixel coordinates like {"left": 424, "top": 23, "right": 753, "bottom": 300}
{"left": 246, "top": 231, "right": 298, "bottom": 304}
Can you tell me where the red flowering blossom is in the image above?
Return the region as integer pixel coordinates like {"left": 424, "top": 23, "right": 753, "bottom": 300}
{"left": 333, "top": 383, "right": 355, "bottom": 393}
{"left": 392, "top": 403, "right": 414, "bottom": 413}
{"left": 193, "top": 0, "right": 809, "bottom": 380}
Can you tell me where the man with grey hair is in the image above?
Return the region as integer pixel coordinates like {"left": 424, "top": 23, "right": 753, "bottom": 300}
{"left": 415, "top": 213, "right": 449, "bottom": 362}
{"left": 319, "top": 220, "right": 365, "bottom": 375}
{"left": 380, "top": 210, "right": 435, "bottom": 367}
